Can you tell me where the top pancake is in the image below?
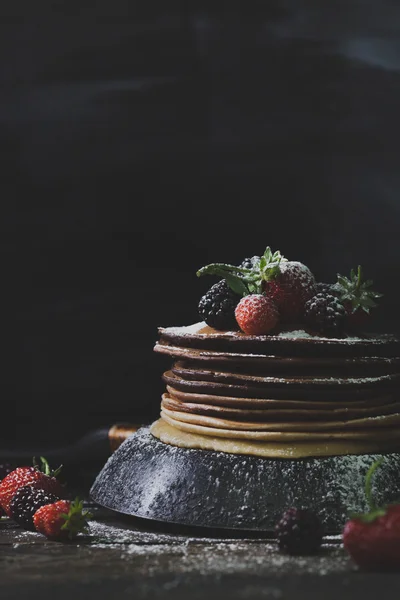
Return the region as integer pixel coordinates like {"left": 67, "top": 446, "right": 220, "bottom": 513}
{"left": 157, "top": 322, "right": 400, "bottom": 359}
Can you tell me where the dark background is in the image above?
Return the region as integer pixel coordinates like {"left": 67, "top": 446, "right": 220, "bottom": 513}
{"left": 2, "top": 1, "right": 400, "bottom": 450}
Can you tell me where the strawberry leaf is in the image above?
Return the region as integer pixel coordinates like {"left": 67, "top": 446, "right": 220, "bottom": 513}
{"left": 32, "top": 456, "right": 63, "bottom": 478}
{"left": 196, "top": 247, "right": 288, "bottom": 297}
{"left": 59, "top": 497, "right": 92, "bottom": 539}
{"left": 224, "top": 274, "right": 249, "bottom": 297}
{"left": 334, "top": 265, "right": 382, "bottom": 315}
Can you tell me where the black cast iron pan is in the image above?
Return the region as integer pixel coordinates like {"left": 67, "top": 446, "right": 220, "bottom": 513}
{"left": 89, "top": 425, "right": 400, "bottom": 534}
{"left": 4, "top": 423, "right": 400, "bottom": 534}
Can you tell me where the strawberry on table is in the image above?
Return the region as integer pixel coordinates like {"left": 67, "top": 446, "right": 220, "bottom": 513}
{"left": 0, "top": 457, "right": 64, "bottom": 517}
{"left": 343, "top": 459, "right": 400, "bottom": 571}
{"left": 33, "top": 498, "right": 92, "bottom": 541}
{"left": 0, "top": 464, "right": 15, "bottom": 517}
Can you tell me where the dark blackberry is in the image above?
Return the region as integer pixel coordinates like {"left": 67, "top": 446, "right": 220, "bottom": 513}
{"left": 198, "top": 280, "right": 240, "bottom": 330}
{"left": 239, "top": 256, "right": 261, "bottom": 269}
{"left": 275, "top": 508, "right": 324, "bottom": 555}
{"left": 304, "top": 292, "right": 346, "bottom": 335}
{"left": 315, "top": 282, "right": 337, "bottom": 295}
{"left": 10, "top": 484, "right": 60, "bottom": 531}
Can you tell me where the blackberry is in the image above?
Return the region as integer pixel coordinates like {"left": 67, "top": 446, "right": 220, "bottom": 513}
{"left": 239, "top": 256, "right": 261, "bottom": 269}
{"left": 198, "top": 280, "right": 240, "bottom": 330}
{"left": 315, "top": 282, "right": 337, "bottom": 295}
{"left": 275, "top": 508, "right": 324, "bottom": 555}
{"left": 304, "top": 292, "right": 346, "bottom": 335}
{"left": 10, "top": 484, "right": 60, "bottom": 531}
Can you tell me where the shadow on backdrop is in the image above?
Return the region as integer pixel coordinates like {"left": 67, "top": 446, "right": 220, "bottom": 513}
{"left": 1, "top": 1, "right": 399, "bottom": 449}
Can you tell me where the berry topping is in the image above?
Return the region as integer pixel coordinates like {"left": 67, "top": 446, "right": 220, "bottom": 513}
{"left": 197, "top": 247, "right": 316, "bottom": 324}
{"left": 197, "top": 247, "right": 286, "bottom": 298}
{"left": 275, "top": 507, "right": 324, "bottom": 555}
{"left": 262, "top": 260, "right": 317, "bottom": 322}
{"left": 304, "top": 292, "right": 347, "bottom": 336}
{"left": 9, "top": 485, "right": 60, "bottom": 531}
{"left": 198, "top": 280, "right": 240, "bottom": 330}
{"left": 343, "top": 459, "right": 400, "bottom": 571}
{"left": 315, "top": 282, "right": 338, "bottom": 295}
{"left": 33, "top": 498, "right": 92, "bottom": 541}
{"left": 333, "top": 266, "right": 382, "bottom": 331}
{"left": 235, "top": 294, "right": 279, "bottom": 335}
{"left": 239, "top": 256, "right": 261, "bottom": 269}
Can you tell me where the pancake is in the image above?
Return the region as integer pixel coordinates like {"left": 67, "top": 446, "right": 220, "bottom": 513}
{"left": 155, "top": 343, "right": 400, "bottom": 376}
{"left": 159, "top": 410, "right": 400, "bottom": 441}
{"left": 166, "top": 386, "right": 396, "bottom": 409}
{"left": 158, "top": 322, "right": 400, "bottom": 358}
{"left": 150, "top": 418, "right": 400, "bottom": 459}
{"left": 160, "top": 404, "right": 400, "bottom": 432}
{"left": 163, "top": 370, "right": 393, "bottom": 401}
{"left": 171, "top": 362, "right": 399, "bottom": 389}
{"left": 162, "top": 394, "right": 400, "bottom": 422}
{"left": 154, "top": 322, "right": 400, "bottom": 458}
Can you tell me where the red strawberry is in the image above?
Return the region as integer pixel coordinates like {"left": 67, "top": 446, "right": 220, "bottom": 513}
{"left": 342, "top": 303, "right": 371, "bottom": 330}
{"left": 33, "top": 498, "right": 91, "bottom": 541}
{"left": 235, "top": 294, "right": 279, "bottom": 335}
{"left": 262, "top": 260, "right": 316, "bottom": 322}
{"left": 196, "top": 247, "right": 316, "bottom": 323}
{"left": 343, "top": 459, "right": 400, "bottom": 571}
{"left": 0, "top": 464, "right": 15, "bottom": 518}
{"left": 0, "top": 457, "right": 64, "bottom": 517}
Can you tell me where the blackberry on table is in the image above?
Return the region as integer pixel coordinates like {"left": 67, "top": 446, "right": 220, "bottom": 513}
{"left": 198, "top": 280, "right": 240, "bottom": 330}
{"left": 275, "top": 508, "right": 324, "bottom": 555}
{"left": 304, "top": 292, "right": 346, "bottom": 335}
{"left": 10, "top": 484, "right": 60, "bottom": 531}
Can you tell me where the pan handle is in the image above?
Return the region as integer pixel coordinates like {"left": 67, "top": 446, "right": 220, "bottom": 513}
{"left": 108, "top": 423, "right": 141, "bottom": 452}
{"left": 0, "top": 423, "right": 143, "bottom": 466}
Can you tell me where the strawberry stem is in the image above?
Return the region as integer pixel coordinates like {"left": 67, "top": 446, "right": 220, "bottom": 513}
{"left": 355, "top": 265, "right": 362, "bottom": 293}
{"left": 365, "top": 458, "right": 384, "bottom": 511}
{"left": 32, "top": 456, "right": 63, "bottom": 478}
{"left": 349, "top": 459, "right": 387, "bottom": 522}
{"left": 60, "top": 498, "right": 92, "bottom": 539}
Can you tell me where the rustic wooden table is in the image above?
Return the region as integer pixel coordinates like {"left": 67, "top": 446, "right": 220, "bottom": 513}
{"left": 2, "top": 480, "right": 400, "bottom": 600}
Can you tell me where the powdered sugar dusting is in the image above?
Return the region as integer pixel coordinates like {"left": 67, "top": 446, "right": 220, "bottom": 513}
{"left": 275, "top": 330, "right": 314, "bottom": 339}
{"left": 160, "top": 323, "right": 397, "bottom": 345}
{"left": 86, "top": 519, "right": 350, "bottom": 577}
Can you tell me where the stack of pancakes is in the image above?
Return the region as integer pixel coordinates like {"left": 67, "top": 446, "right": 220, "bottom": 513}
{"left": 151, "top": 322, "right": 400, "bottom": 458}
